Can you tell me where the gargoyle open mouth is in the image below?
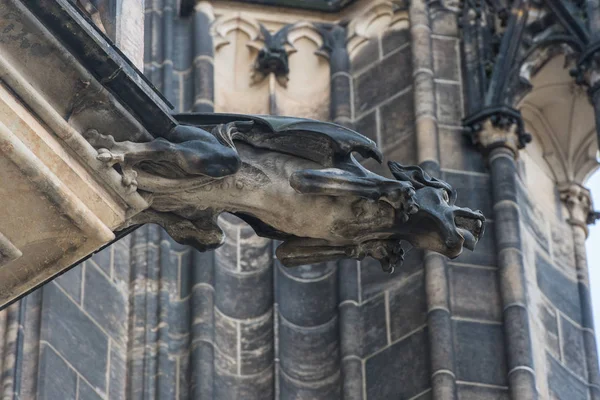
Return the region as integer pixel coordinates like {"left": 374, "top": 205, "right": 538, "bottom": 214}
{"left": 455, "top": 211, "right": 485, "bottom": 251}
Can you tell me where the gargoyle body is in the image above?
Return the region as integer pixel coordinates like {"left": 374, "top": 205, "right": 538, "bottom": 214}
{"left": 86, "top": 114, "right": 485, "bottom": 272}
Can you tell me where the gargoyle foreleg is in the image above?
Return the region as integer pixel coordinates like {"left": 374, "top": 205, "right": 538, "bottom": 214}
{"left": 85, "top": 126, "right": 241, "bottom": 189}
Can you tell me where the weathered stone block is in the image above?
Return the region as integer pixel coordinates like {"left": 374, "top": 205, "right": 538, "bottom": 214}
{"left": 359, "top": 295, "right": 388, "bottom": 357}
{"left": 214, "top": 366, "right": 273, "bottom": 400}
{"left": 438, "top": 127, "right": 486, "bottom": 173}
{"left": 382, "top": 30, "right": 410, "bottom": 55}
{"left": 453, "top": 221, "right": 497, "bottom": 266}
{"left": 365, "top": 329, "right": 430, "bottom": 399}
{"left": 389, "top": 272, "right": 427, "bottom": 340}
{"left": 214, "top": 261, "right": 273, "bottom": 319}
{"left": 454, "top": 321, "right": 507, "bottom": 385}
{"left": 443, "top": 171, "right": 493, "bottom": 218}
{"left": 560, "top": 316, "right": 587, "bottom": 378}
{"left": 360, "top": 249, "right": 423, "bottom": 301}
{"left": 547, "top": 354, "right": 588, "bottom": 400}
{"left": 240, "top": 311, "right": 273, "bottom": 375}
{"left": 41, "top": 283, "right": 108, "bottom": 391}
{"left": 79, "top": 379, "right": 103, "bottom": 400}
{"left": 109, "top": 345, "right": 127, "bottom": 400}
{"left": 276, "top": 262, "right": 337, "bottom": 326}
{"left": 428, "top": 309, "right": 455, "bottom": 372}
{"left": 450, "top": 266, "right": 502, "bottom": 321}
{"left": 239, "top": 226, "right": 272, "bottom": 272}
{"left": 55, "top": 264, "right": 82, "bottom": 304}
{"left": 380, "top": 89, "right": 415, "bottom": 150}
{"left": 354, "top": 46, "right": 412, "bottom": 114}
{"left": 191, "top": 341, "right": 215, "bottom": 399}
{"left": 436, "top": 82, "right": 463, "bottom": 125}
{"left": 83, "top": 264, "right": 127, "bottom": 344}
{"left": 351, "top": 38, "right": 380, "bottom": 74}
{"left": 457, "top": 385, "right": 510, "bottom": 400}
{"left": 37, "top": 345, "right": 77, "bottom": 400}
{"left": 214, "top": 310, "right": 238, "bottom": 375}
{"left": 338, "top": 259, "right": 360, "bottom": 303}
{"left": 341, "top": 358, "right": 363, "bottom": 400}
{"left": 91, "top": 245, "right": 112, "bottom": 277}
{"left": 433, "top": 38, "right": 460, "bottom": 81}
{"left": 279, "top": 369, "right": 341, "bottom": 399}
{"left": 539, "top": 301, "right": 560, "bottom": 358}
{"left": 278, "top": 316, "right": 339, "bottom": 381}
{"left": 355, "top": 110, "right": 378, "bottom": 145}
{"left": 536, "top": 253, "right": 582, "bottom": 324}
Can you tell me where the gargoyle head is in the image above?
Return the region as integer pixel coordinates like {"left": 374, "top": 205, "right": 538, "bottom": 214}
{"left": 253, "top": 25, "right": 293, "bottom": 80}
{"left": 388, "top": 162, "right": 485, "bottom": 258}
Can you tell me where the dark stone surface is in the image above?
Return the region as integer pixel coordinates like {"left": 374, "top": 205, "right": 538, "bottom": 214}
{"left": 536, "top": 253, "right": 582, "bottom": 324}
{"left": 278, "top": 316, "right": 339, "bottom": 381}
{"left": 276, "top": 262, "right": 338, "bottom": 326}
{"left": 490, "top": 155, "right": 518, "bottom": 203}
{"left": 338, "top": 259, "right": 360, "bottom": 303}
{"left": 355, "top": 110, "right": 378, "bottom": 145}
{"left": 450, "top": 266, "right": 501, "bottom": 321}
{"left": 214, "top": 368, "right": 273, "bottom": 400}
{"left": 351, "top": 38, "right": 380, "bottom": 74}
{"left": 457, "top": 385, "right": 509, "bottom": 400}
{"left": 547, "top": 354, "right": 588, "bottom": 400}
{"left": 503, "top": 306, "right": 533, "bottom": 369}
{"left": 379, "top": 89, "right": 415, "bottom": 149}
{"left": 560, "top": 316, "right": 587, "bottom": 378}
{"left": 539, "top": 301, "right": 560, "bottom": 357}
{"left": 109, "top": 345, "right": 127, "bottom": 400}
{"left": 279, "top": 371, "right": 341, "bottom": 400}
{"left": 382, "top": 30, "right": 410, "bottom": 55}
{"left": 433, "top": 37, "right": 460, "bottom": 81}
{"left": 240, "top": 311, "right": 274, "bottom": 375}
{"left": 55, "top": 264, "right": 82, "bottom": 304}
{"left": 83, "top": 264, "right": 127, "bottom": 344}
{"left": 438, "top": 127, "right": 486, "bottom": 173}
{"left": 91, "top": 246, "right": 112, "bottom": 277}
{"left": 341, "top": 358, "right": 362, "bottom": 400}
{"left": 389, "top": 272, "right": 427, "bottom": 340}
{"left": 79, "top": 379, "right": 103, "bottom": 400}
{"left": 37, "top": 345, "right": 77, "bottom": 400}
{"left": 360, "top": 248, "right": 423, "bottom": 301}
{"left": 454, "top": 321, "right": 507, "bottom": 386}
{"left": 452, "top": 220, "right": 497, "bottom": 266}
{"left": 365, "top": 329, "right": 430, "bottom": 400}
{"left": 354, "top": 45, "right": 412, "bottom": 114}
{"left": 436, "top": 82, "right": 463, "bottom": 125}
{"left": 358, "top": 295, "right": 388, "bottom": 357}
{"left": 214, "top": 261, "right": 273, "bottom": 319}
{"left": 443, "top": 171, "right": 493, "bottom": 218}
{"left": 428, "top": 309, "right": 455, "bottom": 373}
{"left": 41, "top": 283, "right": 109, "bottom": 391}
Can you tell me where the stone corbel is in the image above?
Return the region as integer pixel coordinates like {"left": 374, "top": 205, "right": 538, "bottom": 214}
{"left": 463, "top": 107, "right": 533, "bottom": 158}
{"left": 559, "top": 182, "right": 598, "bottom": 235}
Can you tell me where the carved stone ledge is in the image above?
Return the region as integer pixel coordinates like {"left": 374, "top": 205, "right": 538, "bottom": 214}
{"left": 463, "top": 107, "right": 532, "bottom": 157}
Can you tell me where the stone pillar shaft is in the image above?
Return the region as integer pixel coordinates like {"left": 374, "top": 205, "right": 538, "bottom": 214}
{"left": 560, "top": 184, "right": 600, "bottom": 400}
{"left": 488, "top": 147, "right": 537, "bottom": 400}
{"left": 410, "top": 2, "right": 456, "bottom": 399}
{"left": 192, "top": 1, "right": 215, "bottom": 113}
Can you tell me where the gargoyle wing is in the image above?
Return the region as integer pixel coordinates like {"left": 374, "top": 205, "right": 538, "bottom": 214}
{"left": 174, "top": 113, "right": 383, "bottom": 167}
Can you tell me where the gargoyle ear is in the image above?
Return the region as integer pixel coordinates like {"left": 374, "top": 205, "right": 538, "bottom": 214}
{"left": 388, "top": 161, "right": 415, "bottom": 182}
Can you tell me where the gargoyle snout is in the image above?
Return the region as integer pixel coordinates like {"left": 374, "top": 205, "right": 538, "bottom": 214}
{"left": 453, "top": 208, "right": 485, "bottom": 251}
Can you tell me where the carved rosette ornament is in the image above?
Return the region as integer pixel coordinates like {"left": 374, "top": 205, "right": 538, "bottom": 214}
{"left": 86, "top": 115, "right": 485, "bottom": 273}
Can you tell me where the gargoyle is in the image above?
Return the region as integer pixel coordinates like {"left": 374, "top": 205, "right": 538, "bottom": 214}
{"left": 85, "top": 114, "right": 485, "bottom": 273}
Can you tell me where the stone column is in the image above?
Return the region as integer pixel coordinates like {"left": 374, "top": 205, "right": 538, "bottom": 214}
{"left": 410, "top": 2, "right": 456, "bottom": 399}
{"left": 470, "top": 121, "right": 537, "bottom": 400}
{"left": 559, "top": 183, "right": 600, "bottom": 400}
{"left": 192, "top": 1, "right": 215, "bottom": 113}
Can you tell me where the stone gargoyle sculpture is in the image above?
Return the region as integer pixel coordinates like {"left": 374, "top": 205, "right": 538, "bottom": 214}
{"left": 85, "top": 114, "right": 485, "bottom": 273}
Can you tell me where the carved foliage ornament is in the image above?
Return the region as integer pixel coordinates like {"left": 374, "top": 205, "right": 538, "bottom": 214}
{"left": 86, "top": 115, "right": 485, "bottom": 273}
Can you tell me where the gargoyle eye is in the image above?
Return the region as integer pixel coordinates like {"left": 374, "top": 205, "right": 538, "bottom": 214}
{"left": 442, "top": 190, "right": 450, "bottom": 203}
